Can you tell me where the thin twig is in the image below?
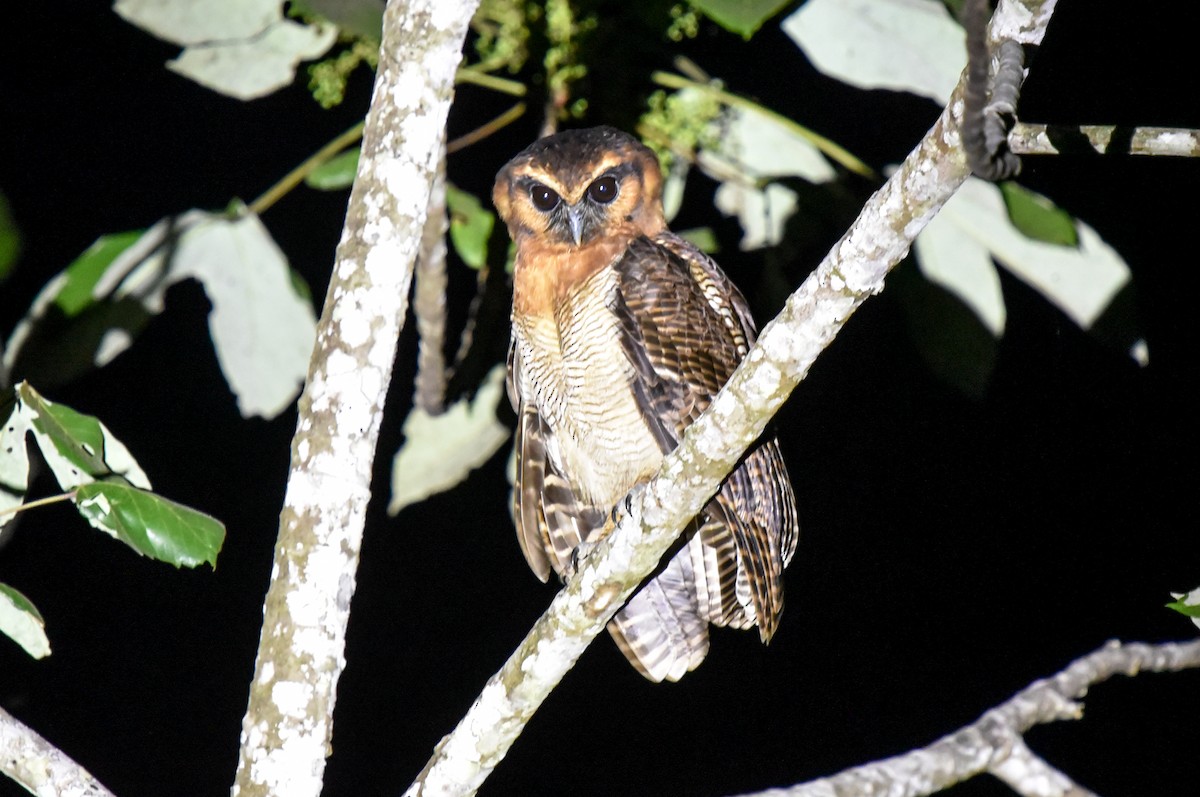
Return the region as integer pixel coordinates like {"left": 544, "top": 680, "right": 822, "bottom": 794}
{"left": 455, "top": 68, "right": 527, "bottom": 97}
{"left": 1010, "top": 123, "right": 1200, "bottom": 157}
{"left": 730, "top": 639, "right": 1200, "bottom": 797}
{"left": 650, "top": 70, "right": 875, "bottom": 178}
{"left": 540, "top": 88, "right": 565, "bottom": 138}
{"left": 448, "top": 267, "right": 488, "bottom": 375}
{"left": 0, "top": 491, "right": 75, "bottom": 518}
{"left": 413, "top": 135, "right": 449, "bottom": 415}
{"left": 447, "top": 102, "right": 527, "bottom": 154}
{"left": 247, "top": 121, "right": 366, "bottom": 216}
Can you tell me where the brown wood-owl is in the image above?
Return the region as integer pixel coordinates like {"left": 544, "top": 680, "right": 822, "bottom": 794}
{"left": 494, "top": 126, "right": 798, "bottom": 682}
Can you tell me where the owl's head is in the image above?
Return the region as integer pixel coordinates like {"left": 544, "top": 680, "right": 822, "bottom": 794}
{"left": 493, "top": 126, "right": 666, "bottom": 248}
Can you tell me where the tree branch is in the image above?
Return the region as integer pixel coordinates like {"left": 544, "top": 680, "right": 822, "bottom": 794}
{"left": 413, "top": 133, "right": 450, "bottom": 415}
{"left": 729, "top": 639, "right": 1200, "bottom": 797}
{"left": 402, "top": 1, "right": 1060, "bottom": 795}
{"left": 1010, "top": 123, "right": 1200, "bottom": 157}
{"left": 0, "top": 707, "right": 115, "bottom": 796}
{"left": 230, "top": 2, "right": 479, "bottom": 796}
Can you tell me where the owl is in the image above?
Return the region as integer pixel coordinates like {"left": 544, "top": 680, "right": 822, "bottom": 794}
{"left": 494, "top": 126, "right": 798, "bottom": 682}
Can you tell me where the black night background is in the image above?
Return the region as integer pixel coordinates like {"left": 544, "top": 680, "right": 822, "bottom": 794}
{"left": 1, "top": 3, "right": 1197, "bottom": 796}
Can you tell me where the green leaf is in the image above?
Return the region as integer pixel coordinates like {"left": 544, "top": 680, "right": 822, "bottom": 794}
{"left": 677, "top": 227, "right": 720, "bottom": 254}
{"left": 288, "top": 267, "right": 314, "bottom": 304}
{"left": 292, "top": 0, "right": 384, "bottom": 39}
{"left": 0, "top": 190, "right": 19, "bottom": 281}
{"left": 999, "top": 182, "right": 1079, "bottom": 247}
{"left": 0, "top": 582, "right": 50, "bottom": 658}
{"left": 17, "top": 382, "right": 150, "bottom": 490}
{"left": 1167, "top": 599, "right": 1200, "bottom": 618}
{"left": 56, "top": 230, "right": 144, "bottom": 316}
{"left": 690, "top": 0, "right": 792, "bottom": 38}
{"left": 1167, "top": 587, "right": 1200, "bottom": 627}
{"left": 305, "top": 148, "right": 360, "bottom": 190}
{"left": 73, "top": 482, "right": 225, "bottom": 569}
{"left": 446, "top": 184, "right": 496, "bottom": 270}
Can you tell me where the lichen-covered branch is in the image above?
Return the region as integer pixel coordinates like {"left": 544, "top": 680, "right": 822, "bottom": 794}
{"left": 402, "top": 2, "right": 1059, "bottom": 795}
{"left": 0, "top": 707, "right": 115, "bottom": 797}
{"left": 1010, "top": 123, "right": 1200, "bottom": 157}
{"left": 729, "top": 639, "right": 1200, "bottom": 797}
{"left": 230, "top": 2, "right": 479, "bottom": 796}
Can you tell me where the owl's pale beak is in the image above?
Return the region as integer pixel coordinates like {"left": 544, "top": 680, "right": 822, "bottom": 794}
{"left": 566, "top": 206, "right": 585, "bottom": 246}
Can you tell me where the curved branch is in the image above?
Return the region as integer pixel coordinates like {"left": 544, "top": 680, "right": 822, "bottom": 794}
{"left": 0, "top": 707, "right": 115, "bottom": 796}
{"left": 729, "top": 639, "right": 1200, "bottom": 797}
{"left": 230, "top": 1, "right": 480, "bottom": 796}
{"left": 402, "top": 1, "right": 1060, "bottom": 795}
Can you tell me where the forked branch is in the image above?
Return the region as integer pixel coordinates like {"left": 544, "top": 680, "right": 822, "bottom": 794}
{"left": 731, "top": 639, "right": 1200, "bottom": 797}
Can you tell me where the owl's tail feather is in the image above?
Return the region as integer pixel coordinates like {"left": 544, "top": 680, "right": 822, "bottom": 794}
{"left": 607, "top": 550, "right": 709, "bottom": 682}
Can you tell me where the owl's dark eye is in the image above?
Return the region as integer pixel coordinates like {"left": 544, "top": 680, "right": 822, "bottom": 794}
{"left": 587, "top": 175, "right": 619, "bottom": 204}
{"left": 529, "top": 183, "right": 560, "bottom": 212}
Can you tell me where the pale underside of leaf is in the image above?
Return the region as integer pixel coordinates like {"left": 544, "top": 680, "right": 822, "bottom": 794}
{"left": 703, "top": 105, "right": 836, "bottom": 250}
{"left": 115, "top": 0, "right": 337, "bottom": 100}
{"left": 96, "top": 211, "right": 317, "bottom": 419}
{"left": 0, "top": 582, "right": 50, "bottom": 659}
{"left": 0, "top": 401, "right": 32, "bottom": 524}
{"left": 661, "top": 162, "right": 688, "bottom": 223}
{"left": 713, "top": 182, "right": 799, "bottom": 251}
{"left": 17, "top": 382, "right": 152, "bottom": 491}
{"left": 914, "top": 182, "right": 1007, "bottom": 337}
{"left": 925, "top": 177, "right": 1132, "bottom": 336}
{"left": 153, "top": 213, "right": 317, "bottom": 417}
{"left": 389, "top": 365, "right": 511, "bottom": 515}
{"left": 169, "top": 20, "right": 337, "bottom": 100}
{"left": 34, "top": 412, "right": 153, "bottom": 492}
{"left": 9, "top": 211, "right": 314, "bottom": 418}
{"left": 114, "top": 0, "right": 281, "bottom": 43}
{"left": 783, "top": 0, "right": 966, "bottom": 104}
